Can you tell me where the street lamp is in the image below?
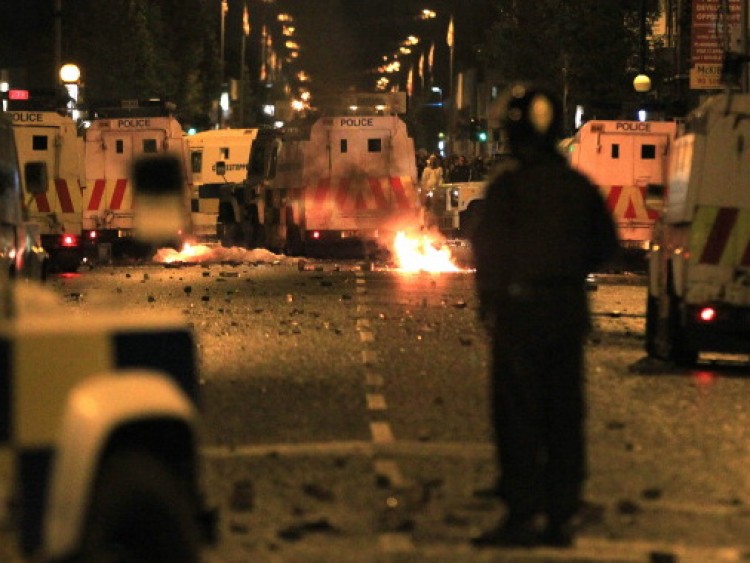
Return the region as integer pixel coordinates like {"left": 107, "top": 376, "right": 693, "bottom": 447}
{"left": 59, "top": 63, "right": 81, "bottom": 119}
{"left": 59, "top": 63, "right": 80, "bottom": 84}
{"left": 633, "top": 74, "right": 652, "bottom": 93}
{"left": 219, "top": 0, "right": 228, "bottom": 128}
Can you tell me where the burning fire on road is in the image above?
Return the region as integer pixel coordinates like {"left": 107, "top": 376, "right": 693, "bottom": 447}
{"left": 153, "top": 242, "right": 286, "bottom": 264}
{"left": 390, "top": 230, "right": 465, "bottom": 273}
{"left": 153, "top": 233, "right": 469, "bottom": 274}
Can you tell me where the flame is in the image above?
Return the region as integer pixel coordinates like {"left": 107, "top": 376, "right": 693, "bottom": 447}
{"left": 392, "top": 231, "right": 462, "bottom": 273}
{"left": 153, "top": 242, "right": 288, "bottom": 265}
{"left": 155, "top": 242, "right": 215, "bottom": 263}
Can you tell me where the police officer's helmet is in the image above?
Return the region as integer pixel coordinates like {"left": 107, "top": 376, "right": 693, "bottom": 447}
{"left": 496, "top": 83, "right": 562, "bottom": 152}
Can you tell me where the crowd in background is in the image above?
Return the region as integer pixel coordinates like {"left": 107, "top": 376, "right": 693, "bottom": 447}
{"left": 416, "top": 152, "right": 496, "bottom": 185}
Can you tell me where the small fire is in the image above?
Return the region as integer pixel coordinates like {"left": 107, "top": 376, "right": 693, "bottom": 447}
{"left": 152, "top": 242, "right": 290, "bottom": 265}
{"left": 392, "top": 231, "right": 462, "bottom": 273}
{"left": 155, "top": 242, "right": 215, "bottom": 263}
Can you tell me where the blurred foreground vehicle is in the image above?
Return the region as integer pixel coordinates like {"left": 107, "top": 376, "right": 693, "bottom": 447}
{"left": 0, "top": 149, "right": 214, "bottom": 561}
{"left": 645, "top": 93, "right": 750, "bottom": 364}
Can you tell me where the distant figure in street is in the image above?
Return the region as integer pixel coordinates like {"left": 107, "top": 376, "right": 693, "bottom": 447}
{"left": 420, "top": 154, "right": 443, "bottom": 209}
{"left": 469, "top": 83, "right": 619, "bottom": 548}
{"left": 448, "top": 154, "right": 472, "bottom": 182}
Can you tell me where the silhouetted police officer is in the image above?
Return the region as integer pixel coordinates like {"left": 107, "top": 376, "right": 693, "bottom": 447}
{"left": 470, "top": 84, "right": 619, "bottom": 548}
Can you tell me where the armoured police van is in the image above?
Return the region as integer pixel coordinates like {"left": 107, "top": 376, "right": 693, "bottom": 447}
{"left": 239, "top": 115, "right": 422, "bottom": 257}
{"left": 0, "top": 154, "right": 214, "bottom": 562}
{"left": 567, "top": 120, "right": 677, "bottom": 267}
{"left": 83, "top": 101, "right": 193, "bottom": 257}
{"left": 0, "top": 113, "right": 47, "bottom": 280}
{"left": 186, "top": 128, "right": 258, "bottom": 241}
{"left": 429, "top": 181, "right": 487, "bottom": 237}
{"left": 645, "top": 93, "right": 750, "bottom": 363}
{"left": 10, "top": 110, "right": 86, "bottom": 272}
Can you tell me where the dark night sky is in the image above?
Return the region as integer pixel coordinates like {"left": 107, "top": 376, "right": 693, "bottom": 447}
{"left": 237, "top": 0, "right": 494, "bottom": 97}
{"left": 0, "top": 0, "right": 493, "bottom": 96}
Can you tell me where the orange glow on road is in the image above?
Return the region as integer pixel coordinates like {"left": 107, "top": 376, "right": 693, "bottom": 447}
{"left": 392, "top": 231, "right": 462, "bottom": 273}
{"left": 156, "top": 242, "right": 215, "bottom": 263}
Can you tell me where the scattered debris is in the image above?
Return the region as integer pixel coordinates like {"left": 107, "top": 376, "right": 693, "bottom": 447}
{"left": 229, "top": 480, "right": 255, "bottom": 512}
{"left": 641, "top": 487, "right": 662, "bottom": 500}
{"left": 276, "top": 518, "right": 338, "bottom": 541}
{"left": 302, "top": 483, "right": 335, "bottom": 503}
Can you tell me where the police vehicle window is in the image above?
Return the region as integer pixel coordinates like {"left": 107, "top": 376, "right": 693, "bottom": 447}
{"left": 32, "top": 135, "right": 48, "bottom": 151}
{"left": 143, "top": 139, "right": 156, "bottom": 153}
{"left": 340, "top": 139, "right": 348, "bottom": 153}
{"left": 116, "top": 140, "right": 124, "bottom": 154}
{"left": 641, "top": 144, "right": 656, "bottom": 159}
{"left": 220, "top": 147, "right": 229, "bottom": 159}
{"left": 191, "top": 152, "right": 202, "bottom": 173}
{"left": 368, "top": 138, "right": 382, "bottom": 152}
{"left": 611, "top": 144, "right": 619, "bottom": 159}
{"left": 143, "top": 139, "right": 158, "bottom": 153}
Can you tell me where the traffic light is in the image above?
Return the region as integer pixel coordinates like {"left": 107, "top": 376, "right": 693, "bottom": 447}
{"left": 470, "top": 118, "right": 488, "bottom": 143}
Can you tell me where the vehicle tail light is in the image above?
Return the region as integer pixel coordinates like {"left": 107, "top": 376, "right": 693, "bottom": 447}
{"left": 698, "top": 307, "right": 717, "bottom": 323}
{"left": 61, "top": 234, "right": 78, "bottom": 247}
{"left": 312, "top": 231, "right": 321, "bottom": 239}
{"left": 88, "top": 230, "right": 97, "bottom": 240}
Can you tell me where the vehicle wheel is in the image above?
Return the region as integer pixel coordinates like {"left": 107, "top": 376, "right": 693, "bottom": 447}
{"left": 54, "top": 253, "right": 81, "bottom": 274}
{"left": 77, "top": 449, "right": 200, "bottom": 563}
{"left": 242, "top": 205, "right": 261, "bottom": 248}
{"left": 666, "top": 292, "right": 698, "bottom": 366}
{"left": 219, "top": 222, "right": 239, "bottom": 248}
{"left": 645, "top": 293, "right": 659, "bottom": 357}
{"left": 285, "top": 223, "right": 304, "bottom": 256}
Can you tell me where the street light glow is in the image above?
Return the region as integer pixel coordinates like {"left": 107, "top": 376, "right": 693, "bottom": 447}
{"left": 59, "top": 63, "right": 81, "bottom": 83}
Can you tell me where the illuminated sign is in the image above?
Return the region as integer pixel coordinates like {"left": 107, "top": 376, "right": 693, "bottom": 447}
{"left": 8, "top": 89, "right": 30, "bottom": 100}
{"left": 690, "top": 0, "right": 741, "bottom": 89}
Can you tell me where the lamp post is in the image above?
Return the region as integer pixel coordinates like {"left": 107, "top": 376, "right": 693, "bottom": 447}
{"left": 633, "top": 0, "right": 651, "bottom": 120}
{"left": 54, "top": 0, "right": 62, "bottom": 87}
{"left": 219, "top": 0, "right": 228, "bottom": 128}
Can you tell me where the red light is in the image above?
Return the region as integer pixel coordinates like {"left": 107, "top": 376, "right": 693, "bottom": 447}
{"left": 8, "top": 89, "right": 30, "bottom": 100}
{"left": 698, "top": 307, "right": 717, "bottom": 322}
{"left": 61, "top": 234, "right": 77, "bottom": 247}
{"left": 88, "top": 230, "right": 97, "bottom": 240}
{"left": 312, "top": 231, "right": 321, "bottom": 239}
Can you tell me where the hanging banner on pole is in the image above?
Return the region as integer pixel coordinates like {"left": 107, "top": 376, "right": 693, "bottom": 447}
{"left": 690, "top": 0, "right": 741, "bottom": 89}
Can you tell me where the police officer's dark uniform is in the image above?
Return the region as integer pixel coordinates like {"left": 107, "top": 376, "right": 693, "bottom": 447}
{"left": 470, "top": 84, "right": 619, "bottom": 547}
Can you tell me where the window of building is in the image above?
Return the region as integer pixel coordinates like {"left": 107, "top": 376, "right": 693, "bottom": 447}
{"left": 611, "top": 144, "right": 619, "bottom": 159}
{"left": 641, "top": 144, "right": 656, "bottom": 159}
{"left": 32, "top": 135, "right": 48, "bottom": 151}
{"left": 143, "top": 139, "right": 158, "bottom": 153}
{"left": 368, "top": 138, "right": 382, "bottom": 152}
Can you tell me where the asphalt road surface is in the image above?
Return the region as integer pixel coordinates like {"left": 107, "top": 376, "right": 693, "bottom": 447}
{"left": 5, "top": 256, "right": 750, "bottom": 562}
